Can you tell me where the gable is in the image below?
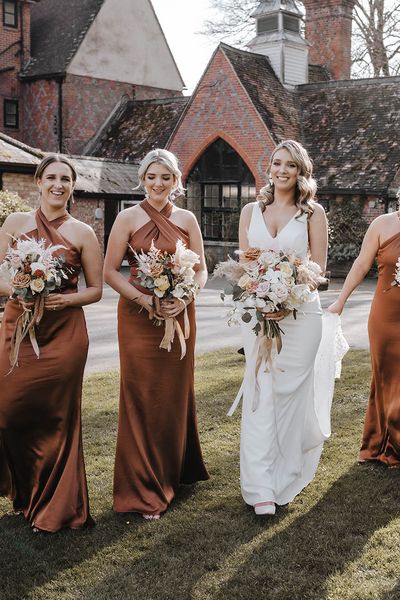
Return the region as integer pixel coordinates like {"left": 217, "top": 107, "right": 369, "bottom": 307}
{"left": 22, "top": 0, "right": 105, "bottom": 79}
{"left": 67, "top": 0, "right": 184, "bottom": 91}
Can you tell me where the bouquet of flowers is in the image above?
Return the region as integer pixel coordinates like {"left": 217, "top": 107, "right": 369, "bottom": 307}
{"left": 0, "top": 236, "right": 68, "bottom": 368}
{"left": 385, "top": 257, "right": 400, "bottom": 291}
{"left": 214, "top": 247, "right": 326, "bottom": 367}
{"left": 132, "top": 239, "right": 200, "bottom": 358}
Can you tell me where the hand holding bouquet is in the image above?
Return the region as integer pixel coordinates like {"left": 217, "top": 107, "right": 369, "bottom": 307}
{"left": 132, "top": 239, "right": 200, "bottom": 358}
{"left": 0, "top": 236, "right": 68, "bottom": 368}
{"left": 214, "top": 247, "right": 326, "bottom": 368}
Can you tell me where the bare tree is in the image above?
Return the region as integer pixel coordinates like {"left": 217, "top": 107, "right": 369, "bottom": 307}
{"left": 201, "top": 0, "right": 400, "bottom": 77}
{"left": 352, "top": 0, "right": 400, "bottom": 77}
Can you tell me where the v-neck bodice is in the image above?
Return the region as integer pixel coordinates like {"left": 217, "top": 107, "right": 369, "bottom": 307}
{"left": 248, "top": 202, "right": 309, "bottom": 258}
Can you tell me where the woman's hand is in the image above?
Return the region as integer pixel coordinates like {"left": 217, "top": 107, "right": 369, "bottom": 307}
{"left": 16, "top": 296, "right": 34, "bottom": 311}
{"left": 261, "top": 308, "right": 290, "bottom": 321}
{"left": 44, "top": 293, "right": 72, "bottom": 312}
{"left": 139, "top": 294, "right": 155, "bottom": 320}
{"left": 159, "top": 297, "right": 188, "bottom": 319}
{"left": 326, "top": 300, "right": 344, "bottom": 315}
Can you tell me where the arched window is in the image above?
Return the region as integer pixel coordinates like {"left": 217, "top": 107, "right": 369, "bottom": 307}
{"left": 187, "top": 138, "right": 256, "bottom": 242}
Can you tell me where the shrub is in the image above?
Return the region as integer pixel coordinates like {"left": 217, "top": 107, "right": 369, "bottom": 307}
{"left": 328, "top": 199, "right": 369, "bottom": 263}
{"left": 0, "top": 190, "right": 32, "bottom": 227}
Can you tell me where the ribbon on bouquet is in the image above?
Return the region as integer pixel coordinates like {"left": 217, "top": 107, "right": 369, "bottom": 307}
{"left": 227, "top": 318, "right": 283, "bottom": 416}
{"left": 159, "top": 302, "right": 190, "bottom": 359}
{"left": 9, "top": 294, "right": 44, "bottom": 370}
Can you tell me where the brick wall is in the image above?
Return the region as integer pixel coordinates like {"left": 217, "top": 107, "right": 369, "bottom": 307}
{"left": 70, "top": 197, "right": 105, "bottom": 249}
{"left": 134, "top": 85, "right": 182, "bottom": 101}
{"left": 304, "top": 0, "right": 357, "bottom": 80}
{"left": 1, "top": 172, "right": 38, "bottom": 207}
{"left": 168, "top": 46, "right": 274, "bottom": 192}
{"left": 22, "top": 79, "right": 59, "bottom": 151}
{"left": 0, "top": 2, "right": 32, "bottom": 138}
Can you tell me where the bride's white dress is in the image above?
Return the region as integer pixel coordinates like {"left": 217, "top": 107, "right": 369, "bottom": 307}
{"left": 239, "top": 202, "right": 337, "bottom": 507}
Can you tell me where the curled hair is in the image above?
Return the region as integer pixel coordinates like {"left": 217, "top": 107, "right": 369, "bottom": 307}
{"left": 35, "top": 153, "right": 77, "bottom": 183}
{"left": 137, "top": 148, "right": 185, "bottom": 202}
{"left": 257, "top": 140, "right": 317, "bottom": 218}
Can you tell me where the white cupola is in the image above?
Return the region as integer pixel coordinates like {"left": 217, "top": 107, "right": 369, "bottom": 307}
{"left": 247, "top": 0, "right": 309, "bottom": 86}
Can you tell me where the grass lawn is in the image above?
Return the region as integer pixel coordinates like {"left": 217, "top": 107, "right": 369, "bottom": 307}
{"left": 1, "top": 349, "right": 400, "bottom": 600}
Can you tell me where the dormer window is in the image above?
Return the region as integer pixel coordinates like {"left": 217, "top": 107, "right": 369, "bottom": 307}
{"left": 257, "top": 15, "right": 279, "bottom": 34}
{"left": 3, "top": 1, "right": 18, "bottom": 28}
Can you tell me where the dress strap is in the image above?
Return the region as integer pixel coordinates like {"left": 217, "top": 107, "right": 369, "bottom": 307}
{"left": 139, "top": 199, "right": 187, "bottom": 246}
{"left": 35, "top": 208, "right": 72, "bottom": 249}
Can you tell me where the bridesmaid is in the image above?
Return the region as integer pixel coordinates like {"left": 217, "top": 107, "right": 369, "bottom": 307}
{"left": 104, "top": 148, "right": 209, "bottom": 519}
{"left": 0, "top": 154, "right": 103, "bottom": 532}
{"left": 328, "top": 208, "right": 400, "bottom": 466}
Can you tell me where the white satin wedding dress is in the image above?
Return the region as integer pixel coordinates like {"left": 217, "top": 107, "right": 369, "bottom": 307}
{"left": 238, "top": 202, "right": 342, "bottom": 508}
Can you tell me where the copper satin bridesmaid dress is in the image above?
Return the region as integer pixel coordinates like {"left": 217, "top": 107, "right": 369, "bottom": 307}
{"left": 113, "top": 199, "right": 209, "bottom": 516}
{"left": 0, "top": 209, "right": 93, "bottom": 532}
{"left": 360, "top": 231, "right": 400, "bottom": 465}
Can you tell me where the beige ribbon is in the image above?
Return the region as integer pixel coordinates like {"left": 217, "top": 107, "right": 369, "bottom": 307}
{"left": 159, "top": 303, "right": 190, "bottom": 359}
{"left": 9, "top": 295, "right": 44, "bottom": 371}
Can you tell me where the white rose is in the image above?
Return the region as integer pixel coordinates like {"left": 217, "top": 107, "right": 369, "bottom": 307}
{"left": 270, "top": 283, "right": 288, "bottom": 302}
{"left": 30, "top": 277, "right": 45, "bottom": 293}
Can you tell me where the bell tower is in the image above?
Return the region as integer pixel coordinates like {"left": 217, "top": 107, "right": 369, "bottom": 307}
{"left": 303, "top": 0, "right": 357, "bottom": 80}
{"left": 248, "top": 0, "right": 308, "bottom": 86}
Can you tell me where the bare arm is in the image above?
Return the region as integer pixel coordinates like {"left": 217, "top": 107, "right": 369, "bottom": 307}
{"left": 44, "top": 224, "right": 103, "bottom": 311}
{"left": 238, "top": 202, "right": 254, "bottom": 251}
{"left": 308, "top": 202, "right": 328, "bottom": 273}
{"left": 103, "top": 210, "right": 153, "bottom": 314}
{"left": 327, "top": 218, "right": 380, "bottom": 315}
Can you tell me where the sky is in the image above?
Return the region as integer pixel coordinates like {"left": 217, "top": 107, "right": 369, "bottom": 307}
{"left": 151, "top": 0, "right": 218, "bottom": 95}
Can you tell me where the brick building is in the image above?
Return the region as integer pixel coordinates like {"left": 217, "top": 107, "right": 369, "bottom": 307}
{"left": 0, "top": 0, "right": 184, "bottom": 153}
{"left": 0, "top": 132, "right": 143, "bottom": 249}
{"left": 90, "top": 0, "right": 400, "bottom": 264}
{"left": 1, "top": 0, "right": 399, "bottom": 267}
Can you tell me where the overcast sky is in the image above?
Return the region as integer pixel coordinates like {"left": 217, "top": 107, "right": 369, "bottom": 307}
{"left": 151, "top": 0, "right": 218, "bottom": 95}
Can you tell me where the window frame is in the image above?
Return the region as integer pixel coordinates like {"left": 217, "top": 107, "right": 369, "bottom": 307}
{"left": 3, "top": 0, "right": 18, "bottom": 28}
{"left": 4, "top": 98, "right": 19, "bottom": 129}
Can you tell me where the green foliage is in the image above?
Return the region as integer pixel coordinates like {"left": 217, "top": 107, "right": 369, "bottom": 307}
{"left": 328, "top": 200, "right": 369, "bottom": 263}
{"left": 0, "top": 190, "right": 32, "bottom": 226}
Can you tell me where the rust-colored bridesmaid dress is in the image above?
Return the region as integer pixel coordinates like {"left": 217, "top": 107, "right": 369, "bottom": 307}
{"left": 113, "top": 199, "right": 209, "bottom": 516}
{"left": 0, "top": 209, "right": 93, "bottom": 531}
{"left": 360, "top": 231, "right": 400, "bottom": 465}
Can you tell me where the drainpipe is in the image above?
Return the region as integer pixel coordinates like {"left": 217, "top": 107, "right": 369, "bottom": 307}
{"left": 57, "top": 77, "right": 63, "bottom": 152}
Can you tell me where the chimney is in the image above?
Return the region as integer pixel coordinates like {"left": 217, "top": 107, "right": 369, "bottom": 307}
{"left": 303, "top": 0, "right": 357, "bottom": 80}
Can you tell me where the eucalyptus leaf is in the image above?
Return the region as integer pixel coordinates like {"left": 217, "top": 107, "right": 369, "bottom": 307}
{"left": 241, "top": 312, "right": 252, "bottom": 323}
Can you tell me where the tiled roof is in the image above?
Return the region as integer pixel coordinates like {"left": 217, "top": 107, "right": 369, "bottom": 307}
{"left": 0, "top": 133, "right": 140, "bottom": 196}
{"left": 90, "top": 97, "right": 189, "bottom": 162}
{"left": 21, "top": 0, "right": 104, "bottom": 78}
{"left": 298, "top": 77, "right": 400, "bottom": 195}
{"left": 308, "top": 64, "right": 331, "bottom": 83}
{"left": 221, "top": 44, "right": 300, "bottom": 143}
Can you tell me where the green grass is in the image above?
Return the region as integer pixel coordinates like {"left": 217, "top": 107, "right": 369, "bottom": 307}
{"left": 1, "top": 349, "right": 400, "bottom": 600}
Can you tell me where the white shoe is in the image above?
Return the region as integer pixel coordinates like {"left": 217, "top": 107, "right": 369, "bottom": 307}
{"left": 254, "top": 502, "right": 276, "bottom": 516}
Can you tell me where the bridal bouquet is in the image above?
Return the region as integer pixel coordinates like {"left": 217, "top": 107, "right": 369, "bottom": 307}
{"left": 0, "top": 236, "right": 68, "bottom": 368}
{"left": 385, "top": 257, "right": 400, "bottom": 291}
{"left": 214, "top": 247, "right": 325, "bottom": 366}
{"left": 132, "top": 240, "right": 200, "bottom": 358}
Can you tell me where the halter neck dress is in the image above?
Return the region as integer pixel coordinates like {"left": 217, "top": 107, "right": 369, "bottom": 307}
{"left": 0, "top": 208, "right": 93, "bottom": 532}
{"left": 113, "top": 200, "right": 209, "bottom": 516}
{"left": 239, "top": 202, "right": 332, "bottom": 507}
{"left": 360, "top": 230, "right": 400, "bottom": 465}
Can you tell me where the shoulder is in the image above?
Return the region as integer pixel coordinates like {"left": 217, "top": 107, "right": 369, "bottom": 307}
{"left": 309, "top": 201, "right": 326, "bottom": 220}
{"left": 66, "top": 216, "right": 99, "bottom": 243}
{"left": 241, "top": 201, "right": 258, "bottom": 217}
{"left": 1, "top": 210, "right": 35, "bottom": 233}
{"left": 172, "top": 206, "right": 199, "bottom": 228}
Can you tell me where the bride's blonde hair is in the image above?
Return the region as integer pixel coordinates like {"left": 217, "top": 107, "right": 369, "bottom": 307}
{"left": 258, "top": 140, "right": 317, "bottom": 218}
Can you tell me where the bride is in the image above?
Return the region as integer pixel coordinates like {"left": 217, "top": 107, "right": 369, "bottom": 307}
{"left": 237, "top": 140, "right": 329, "bottom": 515}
